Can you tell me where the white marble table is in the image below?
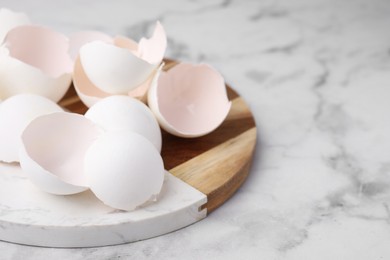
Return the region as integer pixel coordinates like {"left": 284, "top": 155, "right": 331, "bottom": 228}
{"left": 1, "top": 0, "right": 390, "bottom": 259}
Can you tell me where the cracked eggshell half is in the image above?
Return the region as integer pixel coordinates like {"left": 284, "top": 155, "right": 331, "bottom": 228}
{"left": 73, "top": 57, "right": 162, "bottom": 107}
{"left": 85, "top": 95, "right": 162, "bottom": 152}
{"left": 20, "top": 112, "right": 102, "bottom": 195}
{"left": 0, "top": 8, "right": 30, "bottom": 43}
{"left": 148, "top": 63, "right": 232, "bottom": 138}
{"left": 84, "top": 131, "right": 164, "bottom": 211}
{"left": 79, "top": 41, "right": 156, "bottom": 94}
{"left": 0, "top": 94, "right": 63, "bottom": 163}
{"left": 0, "top": 25, "right": 72, "bottom": 101}
{"left": 74, "top": 21, "right": 167, "bottom": 105}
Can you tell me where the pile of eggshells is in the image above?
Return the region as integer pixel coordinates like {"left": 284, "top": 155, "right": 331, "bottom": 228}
{"left": 0, "top": 8, "right": 231, "bottom": 211}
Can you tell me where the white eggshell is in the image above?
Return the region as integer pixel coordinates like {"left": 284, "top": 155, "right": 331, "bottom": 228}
{"left": 20, "top": 112, "right": 102, "bottom": 195}
{"left": 0, "top": 25, "right": 73, "bottom": 101}
{"left": 79, "top": 41, "right": 156, "bottom": 94}
{"left": 84, "top": 131, "right": 164, "bottom": 211}
{"left": 73, "top": 56, "right": 162, "bottom": 107}
{"left": 138, "top": 21, "right": 167, "bottom": 65}
{"left": 68, "top": 31, "right": 113, "bottom": 61}
{"left": 0, "top": 8, "right": 30, "bottom": 43}
{"left": 148, "top": 63, "right": 232, "bottom": 138}
{"left": 85, "top": 95, "right": 162, "bottom": 151}
{"left": 0, "top": 94, "right": 63, "bottom": 163}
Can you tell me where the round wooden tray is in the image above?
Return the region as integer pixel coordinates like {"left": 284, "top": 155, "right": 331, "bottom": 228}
{"left": 0, "top": 60, "right": 256, "bottom": 247}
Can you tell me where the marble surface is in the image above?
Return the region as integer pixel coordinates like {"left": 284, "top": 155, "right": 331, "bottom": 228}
{"left": 1, "top": 0, "right": 390, "bottom": 259}
{"left": 0, "top": 166, "right": 206, "bottom": 247}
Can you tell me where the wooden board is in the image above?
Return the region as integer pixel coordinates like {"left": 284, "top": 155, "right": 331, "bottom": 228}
{"left": 59, "top": 59, "right": 257, "bottom": 214}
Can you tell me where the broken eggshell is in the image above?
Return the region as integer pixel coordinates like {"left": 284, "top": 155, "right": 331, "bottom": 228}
{"left": 84, "top": 131, "right": 164, "bottom": 211}
{"left": 148, "top": 63, "right": 232, "bottom": 138}
{"left": 20, "top": 112, "right": 102, "bottom": 195}
{"left": 0, "top": 94, "right": 63, "bottom": 163}
{"left": 0, "top": 8, "right": 30, "bottom": 43}
{"left": 73, "top": 56, "right": 162, "bottom": 107}
{"left": 85, "top": 95, "right": 162, "bottom": 152}
{"left": 0, "top": 25, "right": 73, "bottom": 101}
{"left": 73, "top": 22, "right": 166, "bottom": 107}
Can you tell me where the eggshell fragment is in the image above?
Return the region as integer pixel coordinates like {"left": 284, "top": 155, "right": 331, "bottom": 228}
{"left": 85, "top": 95, "right": 162, "bottom": 152}
{"left": 0, "top": 8, "right": 30, "bottom": 43}
{"left": 20, "top": 112, "right": 102, "bottom": 195}
{"left": 79, "top": 41, "right": 156, "bottom": 94}
{"left": 148, "top": 63, "right": 232, "bottom": 138}
{"left": 138, "top": 21, "right": 167, "bottom": 65}
{"left": 0, "top": 25, "right": 73, "bottom": 101}
{"left": 84, "top": 131, "right": 164, "bottom": 211}
{"left": 0, "top": 94, "right": 63, "bottom": 163}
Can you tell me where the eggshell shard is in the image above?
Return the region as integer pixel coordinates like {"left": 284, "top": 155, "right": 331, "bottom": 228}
{"left": 0, "top": 8, "right": 30, "bottom": 43}
{"left": 0, "top": 94, "right": 63, "bottom": 163}
{"left": 0, "top": 25, "right": 73, "bottom": 101}
{"left": 148, "top": 63, "right": 232, "bottom": 138}
{"left": 84, "top": 131, "right": 164, "bottom": 211}
{"left": 68, "top": 31, "right": 113, "bottom": 61}
{"left": 85, "top": 95, "right": 162, "bottom": 152}
{"left": 20, "top": 112, "right": 102, "bottom": 195}
{"left": 79, "top": 41, "right": 156, "bottom": 94}
{"left": 138, "top": 21, "right": 167, "bottom": 65}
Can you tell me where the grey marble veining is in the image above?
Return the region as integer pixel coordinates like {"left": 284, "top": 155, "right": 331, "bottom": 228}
{"left": 1, "top": 0, "right": 390, "bottom": 259}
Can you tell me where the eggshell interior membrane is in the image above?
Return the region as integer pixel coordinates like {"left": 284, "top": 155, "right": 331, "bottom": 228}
{"left": 0, "top": 8, "right": 30, "bottom": 43}
{"left": 68, "top": 30, "right": 113, "bottom": 61}
{"left": 73, "top": 56, "right": 162, "bottom": 107}
{"left": 79, "top": 41, "right": 156, "bottom": 94}
{"left": 21, "top": 112, "right": 101, "bottom": 189}
{"left": 0, "top": 94, "right": 63, "bottom": 163}
{"left": 3, "top": 25, "right": 73, "bottom": 78}
{"left": 73, "top": 56, "right": 110, "bottom": 107}
{"left": 149, "top": 63, "right": 232, "bottom": 137}
{"left": 0, "top": 49, "right": 72, "bottom": 101}
{"left": 138, "top": 21, "right": 167, "bottom": 65}
{"left": 84, "top": 131, "right": 164, "bottom": 211}
{"left": 85, "top": 95, "right": 162, "bottom": 152}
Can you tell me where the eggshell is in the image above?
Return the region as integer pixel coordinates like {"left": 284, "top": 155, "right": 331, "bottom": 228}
{"left": 73, "top": 56, "right": 162, "bottom": 107}
{"left": 85, "top": 95, "right": 162, "bottom": 152}
{"left": 68, "top": 31, "right": 113, "bottom": 61}
{"left": 0, "top": 8, "right": 30, "bottom": 43}
{"left": 79, "top": 41, "right": 156, "bottom": 94}
{"left": 0, "top": 25, "right": 73, "bottom": 101}
{"left": 138, "top": 21, "right": 167, "bottom": 64}
{"left": 4, "top": 25, "right": 73, "bottom": 77}
{"left": 84, "top": 131, "right": 164, "bottom": 211}
{"left": 20, "top": 112, "right": 102, "bottom": 195}
{"left": 148, "top": 63, "right": 232, "bottom": 138}
{"left": 0, "top": 94, "right": 63, "bottom": 163}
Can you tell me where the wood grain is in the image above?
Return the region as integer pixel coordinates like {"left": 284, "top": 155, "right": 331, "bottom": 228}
{"left": 60, "top": 59, "right": 257, "bottom": 214}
